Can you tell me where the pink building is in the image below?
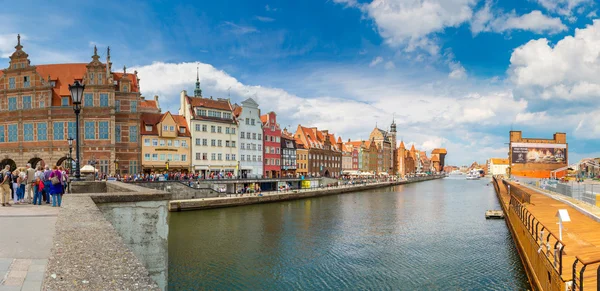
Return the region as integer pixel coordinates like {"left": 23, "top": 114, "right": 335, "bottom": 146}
{"left": 260, "top": 112, "right": 281, "bottom": 178}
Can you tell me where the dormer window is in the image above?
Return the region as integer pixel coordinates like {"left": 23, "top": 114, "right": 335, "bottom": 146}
{"left": 145, "top": 125, "right": 152, "bottom": 131}
{"left": 89, "top": 73, "right": 95, "bottom": 85}
{"left": 179, "top": 127, "right": 185, "bottom": 133}
{"left": 123, "top": 85, "right": 128, "bottom": 92}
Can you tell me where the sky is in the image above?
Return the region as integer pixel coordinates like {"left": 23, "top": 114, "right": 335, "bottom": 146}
{"left": 2, "top": 0, "right": 600, "bottom": 166}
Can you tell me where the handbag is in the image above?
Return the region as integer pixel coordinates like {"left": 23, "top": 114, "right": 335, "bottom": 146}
{"left": 51, "top": 176, "right": 60, "bottom": 185}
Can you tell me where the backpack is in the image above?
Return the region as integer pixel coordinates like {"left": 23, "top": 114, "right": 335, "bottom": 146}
{"left": 0, "top": 171, "right": 4, "bottom": 184}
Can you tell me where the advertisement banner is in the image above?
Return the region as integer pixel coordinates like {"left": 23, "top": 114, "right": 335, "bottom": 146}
{"left": 511, "top": 143, "right": 567, "bottom": 164}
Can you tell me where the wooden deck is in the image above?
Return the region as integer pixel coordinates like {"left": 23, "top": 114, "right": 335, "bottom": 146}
{"left": 496, "top": 179, "right": 600, "bottom": 290}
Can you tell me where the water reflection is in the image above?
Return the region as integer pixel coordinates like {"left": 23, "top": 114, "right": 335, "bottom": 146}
{"left": 168, "top": 178, "right": 530, "bottom": 290}
{"left": 99, "top": 201, "right": 169, "bottom": 290}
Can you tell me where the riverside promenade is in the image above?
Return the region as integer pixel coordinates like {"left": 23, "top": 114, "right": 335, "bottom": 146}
{"left": 493, "top": 177, "right": 600, "bottom": 291}
{"left": 169, "top": 175, "right": 444, "bottom": 211}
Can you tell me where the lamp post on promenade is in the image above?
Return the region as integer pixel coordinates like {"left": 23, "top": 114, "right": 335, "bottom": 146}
{"left": 68, "top": 81, "right": 85, "bottom": 181}
{"left": 114, "top": 158, "right": 119, "bottom": 177}
{"left": 67, "top": 137, "right": 74, "bottom": 174}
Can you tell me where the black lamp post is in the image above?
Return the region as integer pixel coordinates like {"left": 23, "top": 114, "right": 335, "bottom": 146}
{"left": 67, "top": 137, "right": 74, "bottom": 174}
{"left": 68, "top": 81, "right": 84, "bottom": 181}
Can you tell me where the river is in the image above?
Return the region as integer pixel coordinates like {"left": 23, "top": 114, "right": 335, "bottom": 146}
{"left": 165, "top": 177, "right": 530, "bottom": 290}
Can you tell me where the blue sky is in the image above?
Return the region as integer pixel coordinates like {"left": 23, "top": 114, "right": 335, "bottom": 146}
{"left": 2, "top": 0, "right": 600, "bottom": 165}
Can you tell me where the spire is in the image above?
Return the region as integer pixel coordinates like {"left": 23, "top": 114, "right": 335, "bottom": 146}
{"left": 194, "top": 65, "right": 202, "bottom": 97}
{"left": 91, "top": 45, "right": 100, "bottom": 62}
{"left": 15, "top": 34, "right": 22, "bottom": 50}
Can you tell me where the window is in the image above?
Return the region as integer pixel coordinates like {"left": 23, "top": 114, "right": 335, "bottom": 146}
{"left": 152, "top": 154, "right": 158, "bottom": 161}
{"left": 226, "top": 127, "right": 230, "bottom": 134}
{"left": 270, "top": 136, "right": 274, "bottom": 142}
{"left": 99, "top": 121, "right": 109, "bottom": 139}
{"left": 265, "top": 135, "right": 268, "bottom": 141}
{"left": 22, "top": 96, "right": 31, "bottom": 109}
{"left": 160, "top": 139, "right": 165, "bottom": 146}
{"left": 247, "top": 155, "right": 251, "bottom": 161}
{"left": 169, "top": 126, "right": 174, "bottom": 131}
{"left": 24, "top": 123, "right": 33, "bottom": 141}
{"left": 208, "top": 110, "right": 221, "bottom": 118}
{"left": 218, "top": 140, "right": 222, "bottom": 147}
{"left": 195, "top": 124, "right": 201, "bottom": 131}
{"left": 218, "top": 153, "right": 222, "bottom": 160}
{"left": 232, "top": 141, "right": 236, "bottom": 147}
{"left": 62, "top": 97, "right": 69, "bottom": 107}
{"left": 84, "top": 94, "right": 93, "bottom": 107}
{"left": 0, "top": 126, "right": 4, "bottom": 142}
{"left": 276, "top": 159, "right": 280, "bottom": 165}
{"left": 240, "top": 132, "right": 245, "bottom": 139}
{"left": 251, "top": 119, "right": 255, "bottom": 125}
{"left": 265, "top": 159, "right": 269, "bottom": 165}
{"left": 8, "top": 97, "right": 16, "bottom": 111}
{"left": 202, "top": 139, "right": 207, "bottom": 146}
{"left": 232, "top": 154, "right": 236, "bottom": 160}
{"left": 226, "top": 154, "right": 230, "bottom": 161}
{"left": 144, "top": 139, "right": 150, "bottom": 146}
{"left": 179, "top": 127, "right": 185, "bottom": 134}
{"left": 202, "top": 125, "right": 207, "bottom": 132}
{"left": 89, "top": 73, "right": 95, "bottom": 85}
{"left": 226, "top": 141, "right": 230, "bottom": 147}
{"left": 130, "top": 101, "right": 137, "bottom": 113}
{"left": 167, "top": 154, "right": 172, "bottom": 161}
{"left": 39, "top": 100, "right": 45, "bottom": 108}
{"left": 258, "top": 133, "right": 261, "bottom": 140}
{"left": 276, "top": 137, "right": 280, "bottom": 142}
{"left": 181, "top": 154, "right": 187, "bottom": 162}
{"left": 144, "top": 154, "right": 150, "bottom": 161}
{"left": 174, "top": 140, "right": 180, "bottom": 147}
{"left": 271, "top": 126, "right": 275, "bottom": 131}
{"left": 182, "top": 140, "right": 187, "bottom": 148}
{"left": 174, "top": 155, "right": 179, "bottom": 161}
{"left": 145, "top": 125, "right": 152, "bottom": 132}
{"left": 211, "top": 139, "right": 216, "bottom": 146}
{"left": 196, "top": 153, "right": 201, "bottom": 160}
{"left": 115, "top": 99, "right": 121, "bottom": 111}
{"left": 199, "top": 109, "right": 207, "bottom": 116}
{"left": 211, "top": 153, "right": 216, "bottom": 160}
{"left": 53, "top": 122, "right": 64, "bottom": 140}
{"left": 98, "top": 73, "right": 103, "bottom": 84}
{"left": 167, "top": 140, "right": 172, "bottom": 147}
{"left": 223, "top": 113, "right": 231, "bottom": 119}
{"left": 160, "top": 154, "right": 165, "bottom": 161}
{"left": 252, "top": 144, "right": 256, "bottom": 150}
{"left": 217, "top": 126, "right": 222, "bottom": 133}
{"left": 241, "top": 155, "right": 245, "bottom": 161}
{"left": 9, "top": 78, "right": 15, "bottom": 89}
{"left": 37, "top": 123, "right": 47, "bottom": 141}
{"left": 68, "top": 122, "right": 76, "bottom": 140}
{"left": 163, "top": 125, "right": 168, "bottom": 131}
{"left": 152, "top": 139, "right": 158, "bottom": 146}
{"left": 100, "top": 94, "right": 109, "bottom": 107}
{"left": 211, "top": 126, "right": 215, "bottom": 133}
{"left": 203, "top": 153, "right": 207, "bottom": 160}
{"left": 241, "top": 143, "right": 245, "bottom": 150}
{"left": 246, "top": 118, "right": 250, "bottom": 125}
{"left": 85, "top": 122, "right": 95, "bottom": 139}
{"left": 123, "top": 85, "right": 128, "bottom": 92}
{"left": 130, "top": 125, "right": 138, "bottom": 142}
{"left": 252, "top": 155, "right": 256, "bottom": 161}
{"left": 276, "top": 148, "right": 280, "bottom": 154}
{"left": 196, "top": 138, "right": 201, "bottom": 145}
{"left": 258, "top": 144, "right": 262, "bottom": 151}
{"left": 8, "top": 124, "right": 17, "bottom": 142}
{"left": 231, "top": 128, "right": 236, "bottom": 134}
{"left": 252, "top": 133, "right": 256, "bottom": 140}
{"left": 258, "top": 155, "right": 262, "bottom": 162}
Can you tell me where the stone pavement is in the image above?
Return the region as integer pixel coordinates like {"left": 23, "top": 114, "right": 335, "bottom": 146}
{"left": 0, "top": 203, "right": 59, "bottom": 291}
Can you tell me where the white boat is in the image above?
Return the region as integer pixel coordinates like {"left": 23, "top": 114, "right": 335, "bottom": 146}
{"left": 450, "top": 170, "right": 463, "bottom": 175}
{"left": 466, "top": 170, "right": 481, "bottom": 180}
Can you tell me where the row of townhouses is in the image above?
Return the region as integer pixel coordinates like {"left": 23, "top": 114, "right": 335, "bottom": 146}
{"left": 0, "top": 37, "right": 446, "bottom": 178}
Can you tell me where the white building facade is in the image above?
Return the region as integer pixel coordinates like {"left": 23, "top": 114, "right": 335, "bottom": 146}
{"left": 489, "top": 158, "right": 509, "bottom": 176}
{"left": 180, "top": 85, "right": 238, "bottom": 177}
{"left": 233, "top": 98, "right": 263, "bottom": 178}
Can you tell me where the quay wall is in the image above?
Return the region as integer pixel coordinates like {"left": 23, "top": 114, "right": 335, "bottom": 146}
{"left": 169, "top": 175, "right": 444, "bottom": 212}
{"left": 492, "top": 178, "right": 566, "bottom": 291}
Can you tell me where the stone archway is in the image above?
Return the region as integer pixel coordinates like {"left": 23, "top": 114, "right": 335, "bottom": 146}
{"left": 28, "top": 157, "right": 45, "bottom": 169}
{"left": 323, "top": 169, "right": 330, "bottom": 177}
{"left": 56, "top": 157, "right": 74, "bottom": 173}
{"left": 0, "top": 158, "right": 17, "bottom": 172}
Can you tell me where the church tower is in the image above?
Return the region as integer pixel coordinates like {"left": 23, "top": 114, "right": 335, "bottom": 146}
{"left": 194, "top": 66, "right": 202, "bottom": 97}
{"left": 390, "top": 118, "right": 397, "bottom": 175}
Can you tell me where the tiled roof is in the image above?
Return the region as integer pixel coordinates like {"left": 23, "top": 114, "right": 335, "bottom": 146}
{"left": 260, "top": 114, "right": 268, "bottom": 124}
{"left": 432, "top": 148, "right": 448, "bottom": 154}
{"left": 140, "top": 112, "right": 190, "bottom": 137}
{"left": 399, "top": 141, "right": 405, "bottom": 149}
{"left": 113, "top": 72, "right": 140, "bottom": 93}
{"left": 140, "top": 100, "right": 158, "bottom": 109}
{"left": 233, "top": 105, "right": 242, "bottom": 117}
{"left": 187, "top": 96, "right": 232, "bottom": 111}
{"left": 172, "top": 114, "right": 191, "bottom": 137}
{"left": 431, "top": 155, "right": 440, "bottom": 162}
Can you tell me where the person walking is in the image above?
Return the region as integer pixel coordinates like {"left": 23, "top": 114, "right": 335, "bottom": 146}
{"left": 25, "top": 163, "right": 35, "bottom": 203}
{"left": 0, "top": 165, "right": 12, "bottom": 207}
{"left": 43, "top": 166, "right": 52, "bottom": 204}
{"left": 16, "top": 169, "right": 26, "bottom": 204}
{"left": 33, "top": 166, "right": 44, "bottom": 205}
{"left": 49, "top": 166, "right": 63, "bottom": 207}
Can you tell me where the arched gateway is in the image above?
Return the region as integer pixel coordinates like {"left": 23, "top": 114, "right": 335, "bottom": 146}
{"left": 28, "top": 157, "right": 45, "bottom": 169}
{"left": 0, "top": 159, "right": 17, "bottom": 171}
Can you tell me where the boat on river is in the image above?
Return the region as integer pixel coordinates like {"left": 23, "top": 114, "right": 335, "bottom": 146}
{"left": 466, "top": 170, "right": 480, "bottom": 180}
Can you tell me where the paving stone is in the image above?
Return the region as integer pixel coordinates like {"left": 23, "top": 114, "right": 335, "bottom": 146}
{"left": 27, "top": 265, "right": 45, "bottom": 272}
{"left": 6, "top": 270, "right": 27, "bottom": 279}
{"left": 9, "top": 259, "right": 31, "bottom": 271}
{"left": 0, "top": 286, "right": 20, "bottom": 291}
{"left": 0, "top": 259, "right": 12, "bottom": 271}
{"left": 21, "top": 280, "right": 42, "bottom": 291}
{"left": 30, "top": 259, "right": 47, "bottom": 266}
{"left": 1, "top": 276, "right": 24, "bottom": 286}
{"left": 25, "top": 271, "right": 44, "bottom": 282}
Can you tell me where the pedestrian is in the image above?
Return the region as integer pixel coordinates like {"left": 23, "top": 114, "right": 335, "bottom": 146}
{"left": 25, "top": 163, "right": 35, "bottom": 203}
{"left": 16, "top": 169, "right": 26, "bottom": 204}
{"left": 59, "top": 166, "right": 68, "bottom": 194}
{"left": 0, "top": 165, "right": 12, "bottom": 207}
{"left": 43, "top": 166, "right": 52, "bottom": 204}
{"left": 49, "top": 166, "right": 64, "bottom": 207}
{"left": 33, "top": 166, "right": 44, "bottom": 205}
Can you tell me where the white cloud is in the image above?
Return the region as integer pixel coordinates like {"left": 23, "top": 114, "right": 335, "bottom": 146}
{"left": 586, "top": 10, "right": 597, "bottom": 18}
{"left": 369, "top": 56, "right": 383, "bottom": 67}
{"left": 448, "top": 62, "right": 467, "bottom": 79}
{"left": 222, "top": 21, "right": 258, "bottom": 35}
{"left": 384, "top": 61, "right": 395, "bottom": 70}
{"left": 255, "top": 16, "right": 275, "bottom": 22}
{"left": 535, "top": 0, "right": 592, "bottom": 16}
{"left": 265, "top": 5, "right": 278, "bottom": 12}
{"left": 0, "top": 33, "right": 21, "bottom": 58}
{"left": 509, "top": 20, "right": 600, "bottom": 101}
{"left": 471, "top": 5, "right": 567, "bottom": 35}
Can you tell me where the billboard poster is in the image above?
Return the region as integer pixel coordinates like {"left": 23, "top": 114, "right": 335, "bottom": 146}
{"left": 511, "top": 143, "right": 567, "bottom": 164}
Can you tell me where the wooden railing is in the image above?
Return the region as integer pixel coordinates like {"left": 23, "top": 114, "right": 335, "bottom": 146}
{"left": 572, "top": 255, "right": 600, "bottom": 290}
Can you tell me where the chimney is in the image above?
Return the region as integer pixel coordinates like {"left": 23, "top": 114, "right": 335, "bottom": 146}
{"left": 154, "top": 95, "right": 161, "bottom": 112}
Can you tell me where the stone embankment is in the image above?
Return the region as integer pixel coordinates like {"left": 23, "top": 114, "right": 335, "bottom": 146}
{"left": 169, "top": 175, "right": 445, "bottom": 211}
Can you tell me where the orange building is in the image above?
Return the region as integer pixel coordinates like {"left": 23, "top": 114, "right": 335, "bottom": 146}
{"left": 509, "top": 131, "right": 568, "bottom": 178}
{"left": 431, "top": 148, "right": 447, "bottom": 173}
{"left": 293, "top": 125, "right": 342, "bottom": 177}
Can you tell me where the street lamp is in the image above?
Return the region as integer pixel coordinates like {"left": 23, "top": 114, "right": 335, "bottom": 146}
{"left": 114, "top": 158, "right": 119, "bottom": 176}
{"left": 165, "top": 159, "right": 170, "bottom": 171}
{"left": 68, "top": 81, "right": 85, "bottom": 181}
{"left": 67, "top": 137, "right": 74, "bottom": 174}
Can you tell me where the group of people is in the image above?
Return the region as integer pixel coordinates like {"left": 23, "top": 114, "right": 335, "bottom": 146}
{"left": 0, "top": 163, "right": 68, "bottom": 207}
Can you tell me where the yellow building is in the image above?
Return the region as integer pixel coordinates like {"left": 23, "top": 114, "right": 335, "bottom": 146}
{"left": 141, "top": 111, "right": 191, "bottom": 173}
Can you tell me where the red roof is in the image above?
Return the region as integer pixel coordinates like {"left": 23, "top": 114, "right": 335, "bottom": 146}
{"left": 113, "top": 72, "right": 140, "bottom": 93}
{"left": 140, "top": 100, "right": 157, "bottom": 109}
{"left": 140, "top": 112, "right": 190, "bottom": 137}
{"left": 260, "top": 114, "right": 268, "bottom": 124}
{"left": 187, "top": 96, "right": 231, "bottom": 111}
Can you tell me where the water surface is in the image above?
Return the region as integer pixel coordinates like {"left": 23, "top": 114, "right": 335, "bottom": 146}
{"left": 168, "top": 178, "right": 530, "bottom": 290}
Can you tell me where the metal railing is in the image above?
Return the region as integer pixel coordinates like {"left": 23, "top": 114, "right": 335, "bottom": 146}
{"left": 571, "top": 256, "right": 600, "bottom": 291}
{"left": 533, "top": 180, "right": 599, "bottom": 209}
